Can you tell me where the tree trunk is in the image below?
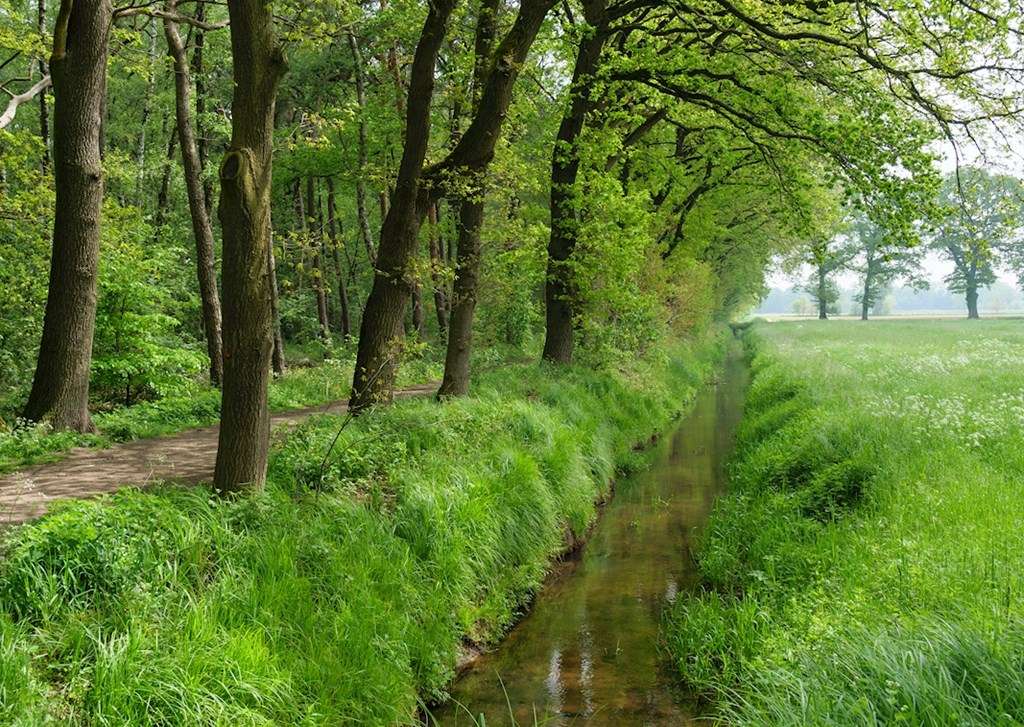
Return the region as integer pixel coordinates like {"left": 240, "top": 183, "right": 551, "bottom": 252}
{"left": 437, "top": 196, "right": 484, "bottom": 396}
{"left": 966, "top": 283, "right": 980, "bottom": 319}
{"left": 861, "top": 273, "right": 871, "bottom": 321}
{"left": 347, "top": 31, "right": 377, "bottom": 266}
{"left": 326, "top": 176, "right": 351, "bottom": 337}
{"left": 411, "top": 284, "right": 425, "bottom": 337}
{"left": 541, "top": 0, "right": 607, "bottom": 364}
{"left": 163, "top": 0, "right": 224, "bottom": 386}
{"left": 268, "top": 237, "right": 286, "bottom": 375}
{"left": 38, "top": 0, "right": 50, "bottom": 171}
{"left": 434, "top": 0, "right": 556, "bottom": 394}
{"left": 349, "top": 0, "right": 458, "bottom": 413}
{"left": 213, "top": 0, "right": 285, "bottom": 494}
{"left": 191, "top": 0, "right": 214, "bottom": 219}
{"left": 23, "top": 0, "right": 112, "bottom": 433}
{"left": 427, "top": 202, "right": 449, "bottom": 337}
{"left": 307, "top": 176, "right": 330, "bottom": 340}
{"left": 818, "top": 268, "right": 829, "bottom": 320}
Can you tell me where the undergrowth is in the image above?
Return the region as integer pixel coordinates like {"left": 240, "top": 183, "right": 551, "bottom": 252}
{"left": 0, "top": 330, "right": 725, "bottom": 725}
{"left": 663, "top": 320, "right": 1024, "bottom": 726}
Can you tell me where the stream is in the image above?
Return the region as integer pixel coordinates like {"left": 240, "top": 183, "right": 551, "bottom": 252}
{"left": 427, "top": 343, "right": 748, "bottom": 726}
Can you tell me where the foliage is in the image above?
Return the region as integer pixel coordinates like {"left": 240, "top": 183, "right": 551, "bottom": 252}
{"left": 664, "top": 320, "right": 1024, "bottom": 725}
{"left": 0, "top": 332, "right": 725, "bottom": 725}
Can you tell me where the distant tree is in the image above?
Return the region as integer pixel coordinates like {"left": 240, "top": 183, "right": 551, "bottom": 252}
{"left": 791, "top": 296, "right": 814, "bottom": 317}
{"left": 804, "top": 238, "right": 854, "bottom": 320}
{"left": 848, "top": 216, "right": 928, "bottom": 320}
{"left": 930, "top": 168, "right": 1024, "bottom": 319}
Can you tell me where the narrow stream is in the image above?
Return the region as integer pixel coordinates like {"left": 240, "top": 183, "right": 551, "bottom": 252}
{"left": 427, "top": 344, "right": 748, "bottom": 726}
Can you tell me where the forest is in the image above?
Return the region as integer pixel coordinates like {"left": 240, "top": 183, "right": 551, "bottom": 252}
{"left": 0, "top": 0, "right": 1023, "bottom": 723}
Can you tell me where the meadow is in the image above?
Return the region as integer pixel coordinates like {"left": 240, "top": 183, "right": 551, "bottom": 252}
{"left": 665, "top": 319, "right": 1024, "bottom": 725}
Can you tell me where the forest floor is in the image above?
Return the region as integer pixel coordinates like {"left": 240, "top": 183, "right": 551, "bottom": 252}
{"left": 0, "top": 382, "right": 438, "bottom": 523}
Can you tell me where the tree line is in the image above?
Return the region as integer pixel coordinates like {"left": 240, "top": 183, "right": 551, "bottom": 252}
{"left": 794, "top": 168, "right": 1024, "bottom": 320}
{"left": 1, "top": 0, "right": 1021, "bottom": 492}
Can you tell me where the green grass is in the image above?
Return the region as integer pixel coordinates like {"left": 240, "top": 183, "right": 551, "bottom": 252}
{"left": 663, "top": 319, "right": 1024, "bottom": 726}
{"left": 0, "top": 351, "right": 443, "bottom": 474}
{"left": 0, "top": 330, "right": 726, "bottom": 725}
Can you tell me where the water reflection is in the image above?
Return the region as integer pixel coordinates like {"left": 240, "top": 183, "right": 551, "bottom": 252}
{"left": 429, "top": 344, "right": 748, "bottom": 726}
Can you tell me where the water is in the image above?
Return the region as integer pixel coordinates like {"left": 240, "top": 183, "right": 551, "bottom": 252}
{"left": 427, "top": 344, "right": 748, "bottom": 726}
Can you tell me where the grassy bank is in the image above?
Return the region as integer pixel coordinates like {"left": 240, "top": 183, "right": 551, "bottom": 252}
{"left": 664, "top": 320, "right": 1024, "bottom": 725}
{"left": 0, "top": 331, "right": 725, "bottom": 725}
{"left": 0, "top": 351, "right": 441, "bottom": 475}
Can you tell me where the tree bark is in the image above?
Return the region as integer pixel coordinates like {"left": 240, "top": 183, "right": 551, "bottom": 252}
{"left": 23, "top": 0, "right": 112, "bottom": 433}
{"left": 541, "top": 0, "right": 607, "bottom": 364}
{"left": 307, "top": 176, "right": 331, "bottom": 340}
{"left": 326, "top": 176, "right": 351, "bottom": 336}
{"left": 213, "top": 0, "right": 285, "bottom": 494}
{"left": 861, "top": 272, "right": 871, "bottom": 321}
{"left": 163, "top": 0, "right": 224, "bottom": 386}
{"left": 349, "top": 0, "right": 458, "bottom": 412}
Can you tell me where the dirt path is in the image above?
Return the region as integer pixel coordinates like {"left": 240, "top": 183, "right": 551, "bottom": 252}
{"left": 0, "top": 383, "right": 439, "bottom": 524}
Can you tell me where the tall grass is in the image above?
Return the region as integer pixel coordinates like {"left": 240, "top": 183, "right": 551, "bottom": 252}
{"left": 0, "top": 331, "right": 726, "bottom": 724}
{"left": 663, "top": 320, "right": 1024, "bottom": 725}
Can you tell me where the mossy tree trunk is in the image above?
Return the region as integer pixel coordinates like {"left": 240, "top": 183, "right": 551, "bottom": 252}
{"left": 213, "top": 0, "right": 286, "bottom": 494}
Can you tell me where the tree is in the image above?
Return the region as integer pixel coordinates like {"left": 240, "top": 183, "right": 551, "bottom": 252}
{"left": 930, "top": 168, "right": 1024, "bottom": 319}
{"left": 23, "top": 0, "right": 112, "bottom": 432}
{"left": 162, "top": 0, "right": 224, "bottom": 385}
{"left": 804, "top": 237, "right": 853, "bottom": 320}
{"left": 848, "top": 216, "right": 927, "bottom": 320}
{"left": 348, "top": 0, "right": 458, "bottom": 413}
{"left": 212, "top": 0, "right": 286, "bottom": 494}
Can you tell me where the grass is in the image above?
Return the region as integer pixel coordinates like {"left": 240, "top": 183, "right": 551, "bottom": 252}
{"left": 0, "top": 330, "right": 726, "bottom": 725}
{"left": 663, "top": 319, "right": 1024, "bottom": 726}
{"left": 0, "top": 348, "right": 443, "bottom": 475}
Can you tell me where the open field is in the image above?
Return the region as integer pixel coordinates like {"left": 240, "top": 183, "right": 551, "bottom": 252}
{"left": 665, "top": 319, "right": 1024, "bottom": 725}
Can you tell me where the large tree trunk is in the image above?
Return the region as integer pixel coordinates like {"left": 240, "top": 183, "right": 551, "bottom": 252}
{"left": 307, "top": 176, "right": 331, "bottom": 340}
{"left": 541, "top": 0, "right": 607, "bottom": 364}
{"left": 325, "top": 176, "right": 351, "bottom": 337}
{"left": 23, "top": 0, "right": 112, "bottom": 433}
{"left": 163, "top": 0, "right": 224, "bottom": 387}
{"left": 347, "top": 31, "right": 377, "bottom": 267}
{"left": 861, "top": 272, "right": 871, "bottom": 321}
{"left": 213, "top": 0, "right": 285, "bottom": 494}
{"left": 349, "top": 0, "right": 458, "bottom": 413}
{"left": 435, "top": 0, "right": 557, "bottom": 395}
{"left": 818, "top": 268, "right": 829, "bottom": 320}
